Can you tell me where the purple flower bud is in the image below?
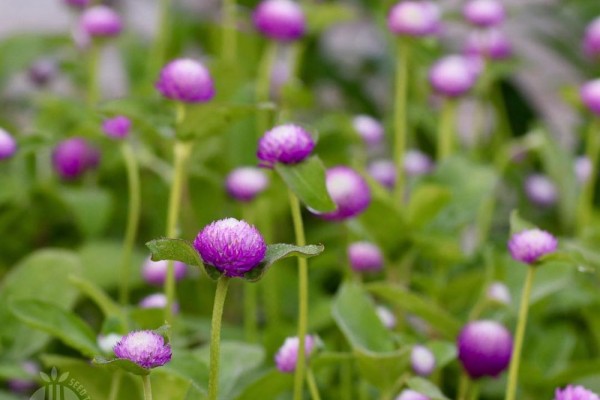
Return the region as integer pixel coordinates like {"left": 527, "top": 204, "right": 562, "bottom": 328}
{"left": 580, "top": 79, "right": 600, "bottom": 116}
{"left": 139, "top": 293, "right": 180, "bottom": 314}
{"left": 411, "top": 345, "right": 436, "bottom": 376}
{"left": 395, "top": 389, "right": 430, "bottom": 400}
{"left": 274, "top": 335, "right": 316, "bottom": 373}
{"left": 0, "top": 128, "right": 17, "bottom": 160}
{"left": 583, "top": 17, "right": 600, "bottom": 60}
{"left": 52, "top": 137, "right": 99, "bottom": 180}
{"left": 555, "top": 385, "right": 600, "bottom": 400}
{"left": 65, "top": 0, "right": 90, "bottom": 9}
{"left": 142, "top": 257, "right": 187, "bottom": 286}
{"left": 79, "top": 6, "right": 123, "bottom": 38}
{"left": 8, "top": 361, "right": 39, "bottom": 394}
{"left": 404, "top": 149, "right": 433, "bottom": 176}
{"left": 194, "top": 218, "right": 267, "bottom": 277}
{"left": 457, "top": 320, "right": 513, "bottom": 379}
{"left": 388, "top": 1, "right": 441, "bottom": 37}
{"left": 347, "top": 241, "right": 384, "bottom": 272}
{"left": 353, "top": 115, "right": 385, "bottom": 146}
{"left": 226, "top": 167, "right": 270, "bottom": 202}
{"left": 508, "top": 228, "right": 558, "bottom": 265}
{"left": 574, "top": 156, "right": 593, "bottom": 184}
{"left": 316, "top": 166, "right": 371, "bottom": 221}
{"left": 462, "top": 0, "right": 505, "bottom": 28}
{"left": 156, "top": 58, "right": 216, "bottom": 103}
{"left": 98, "top": 333, "right": 122, "bottom": 353}
{"left": 524, "top": 174, "right": 557, "bottom": 206}
{"left": 257, "top": 124, "right": 315, "bottom": 168}
{"left": 486, "top": 281, "right": 511, "bottom": 305}
{"left": 464, "top": 29, "right": 512, "bottom": 60}
{"left": 429, "top": 55, "right": 478, "bottom": 97}
{"left": 253, "top": 0, "right": 306, "bottom": 42}
{"left": 114, "top": 330, "right": 172, "bottom": 369}
{"left": 28, "top": 59, "right": 58, "bottom": 87}
{"left": 376, "top": 305, "right": 397, "bottom": 329}
{"left": 102, "top": 115, "right": 131, "bottom": 139}
{"left": 368, "top": 160, "right": 396, "bottom": 189}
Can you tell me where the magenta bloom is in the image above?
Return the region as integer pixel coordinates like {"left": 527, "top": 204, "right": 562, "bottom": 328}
{"left": 194, "top": 218, "right": 267, "bottom": 277}
{"left": 376, "top": 305, "right": 397, "bottom": 329}
{"left": 524, "top": 174, "right": 557, "bottom": 207}
{"left": 429, "top": 55, "right": 478, "bottom": 97}
{"left": 411, "top": 345, "right": 436, "bottom": 377}
{"left": 274, "top": 335, "right": 316, "bottom": 373}
{"left": 52, "top": 137, "right": 99, "bottom": 180}
{"left": 458, "top": 320, "right": 513, "bottom": 379}
{"left": 368, "top": 160, "right": 396, "bottom": 189}
{"left": 388, "top": 1, "right": 441, "bottom": 37}
{"left": 347, "top": 242, "right": 384, "bottom": 272}
{"left": 142, "top": 257, "right": 187, "bottom": 286}
{"left": 404, "top": 149, "right": 433, "bottom": 176}
{"left": 486, "top": 281, "right": 511, "bottom": 305}
{"left": 79, "top": 6, "right": 122, "bottom": 38}
{"left": 555, "top": 385, "right": 600, "bottom": 400}
{"left": 102, "top": 115, "right": 131, "bottom": 139}
{"left": 353, "top": 115, "right": 385, "bottom": 147}
{"left": 28, "top": 59, "right": 57, "bottom": 87}
{"left": 257, "top": 124, "right": 315, "bottom": 168}
{"left": 65, "top": 0, "right": 90, "bottom": 9}
{"left": 580, "top": 79, "right": 600, "bottom": 116}
{"left": 462, "top": 0, "right": 505, "bottom": 28}
{"left": 0, "top": 128, "right": 17, "bottom": 160}
{"left": 156, "top": 59, "right": 215, "bottom": 103}
{"left": 114, "top": 330, "right": 172, "bottom": 369}
{"left": 139, "top": 293, "right": 180, "bottom": 314}
{"left": 583, "top": 17, "right": 600, "bottom": 59}
{"left": 508, "top": 228, "right": 558, "bottom": 265}
{"left": 464, "top": 29, "right": 512, "bottom": 60}
{"left": 226, "top": 167, "right": 270, "bottom": 202}
{"left": 316, "top": 166, "right": 371, "bottom": 221}
{"left": 574, "top": 156, "right": 593, "bottom": 184}
{"left": 253, "top": 0, "right": 306, "bottom": 42}
{"left": 395, "top": 390, "right": 430, "bottom": 400}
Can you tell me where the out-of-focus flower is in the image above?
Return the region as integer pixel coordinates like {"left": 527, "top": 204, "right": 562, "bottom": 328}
{"left": 429, "top": 55, "right": 478, "bottom": 97}
{"left": 583, "top": 17, "right": 600, "bottom": 60}
{"left": 257, "top": 124, "right": 315, "bottom": 168}
{"left": 580, "top": 79, "right": 600, "bottom": 115}
{"left": 102, "top": 115, "right": 131, "bottom": 140}
{"left": 253, "top": 0, "right": 306, "bottom": 42}
{"left": 79, "top": 6, "right": 123, "bottom": 38}
{"left": 376, "top": 305, "right": 397, "bottom": 329}
{"left": 98, "top": 333, "right": 123, "bottom": 354}
{"left": 8, "top": 362, "right": 39, "bottom": 394}
{"left": 555, "top": 385, "right": 600, "bottom": 400}
{"left": 508, "top": 228, "right": 558, "bottom": 265}
{"left": 395, "top": 389, "right": 430, "bottom": 400}
{"left": 226, "top": 167, "right": 269, "bottom": 202}
{"left": 574, "top": 156, "right": 593, "bottom": 184}
{"left": 457, "top": 320, "right": 512, "bottom": 379}
{"left": 28, "top": 59, "right": 58, "bottom": 87}
{"left": 462, "top": 0, "right": 505, "bottom": 28}
{"left": 388, "top": 1, "right": 441, "bottom": 37}
{"left": 524, "top": 174, "right": 557, "bottom": 206}
{"left": 411, "top": 345, "right": 436, "bottom": 377}
{"left": 315, "top": 166, "right": 371, "bottom": 221}
{"left": 139, "top": 293, "right": 180, "bottom": 314}
{"left": 347, "top": 242, "right": 384, "bottom": 272}
{"left": 486, "top": 281, "right": 511, "bottom": 305}
{"left": 142, "top": 257, "right": 187, "bottom": 286}
{"left": 0, "top": 128, "right": 17, "bottom": 160}
{"left": 368, "top": 159, "right": 396, "bottom": 189}
{"left": 404, "top": 149, "right": 433, "bottom": 176}
{"left": 464, "top": 29, "right": 512, "bottom": 60}
{"left": 275, "top": 335, "right": 316, "bottom": 373}
{"left": 353, "top": 115, "right": 385, "bottom": 147}
{"left": 156, "top": 59, "right": 215, "bottom": 103}
{"left": 52, "top": 137, "right": 100, "bottom": 180}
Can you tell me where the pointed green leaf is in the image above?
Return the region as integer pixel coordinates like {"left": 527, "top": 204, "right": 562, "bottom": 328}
{"left": 92, "top": 356, "right": 150, "bottom": 376}
{"left": 243, "top": 243, "right": 325, "bottom": 282}
{"left": 407, "top": 377, "right": 450, "bottom": 400}
{"left": 509, "top": 210, "right": 537, "bottom": 235}
{"left": 146, "top": 238, "right": 203, "bottom": 267}
{"left": 407, "top": 184, "right": 452, "bottom": 229}
{"left": 68, "top": 275, "right": 124, "bottom": 320}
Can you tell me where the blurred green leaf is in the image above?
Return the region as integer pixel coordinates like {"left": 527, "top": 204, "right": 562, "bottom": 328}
{"left": 93, "top": 356, "right": 149, "bottom": 376}
{"left": 69, "top": 275, "right": 126, "bottom": 326}
{"left": 233, "top": 369, "right": 293, "bottom": 400}
{"left": 60, "top": 187, "right": 113, "bottom": 238}
{"left": 243, "top": 243, "right": 325, "bottom": 282}
{"left": 146, "top": 238, "right": 203, "bottom": 267}
{"left": 509, "top": 209, "right": 537, "bottom": 235}
{"left": 407, "top": 184, "right": 452, "bottom": 230}
{"left": 305, "top": 3, "right": 357, "bottom": 34}
{"left": 406, "top": 377, "right": 450, "bottom": 400}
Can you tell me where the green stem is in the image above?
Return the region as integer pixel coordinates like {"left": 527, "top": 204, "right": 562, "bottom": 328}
{"left": 208, "top": 276, "right": 231, "bottom": 400}
{"left": 107, "top": 371, "right": 122, "bottom": 400}
{"left": 306, "top": 368, "right": 322, "bottom": 400}
{"left": 437, "top": 99, "right": 457, "bottom": 161}
{"left": 256, "top": 42, "right": 278, "bottom": 137}
{"left": 242, "top": 205, "right": 259, "bottom": 342}
{"left": 577, "top": 119, "right": 600, "bottom": 237}
{"left": 222, "top": 0, "right": 237, "bottom": 63}
{"left": 259, "top": 195, "right": 280, "bottom": 331}
{"left": 118, "top": 142, "right": 142, "bottom": 306}
{"left": 87, "top": 43, "right": 100, "bottom": 106}
{"left": 288, "top": 190, "right": 309, "bottom": 400}
{"left": 505, "top": 266, "right": 535, "bottom": 400}
{"left": 457, "top": 371, "right": 471, "bottom": 400}
{"left": 393, "top": 39, "right": 410, "bottom": 204}
{"left": 142, "top": 375, "right": 153, "bottom": 400}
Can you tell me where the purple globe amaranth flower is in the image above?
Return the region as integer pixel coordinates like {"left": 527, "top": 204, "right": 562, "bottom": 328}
{"left": 257, "top": 124, "right": 315, "bottom": 168}
{"left": 253, "top": 0, "right": 306, "bottom": 42}
{"left": 583, "top": 17, "right": 600, "bottom": 60}
{"left": 316, "top": 166, "right": 371, "bottom": 221}
{"left": 376, "top": 305, "right": 397, "bottom": 329}
{"left": 52, "top": 137, "right": 99, "bottom": 180}
{"left": 411, "top": 345, "right": 436, "bottom": 377}
{"left": 8, "top": 361, "right": 39, "bottom": 394}
{"left": 462, "top": 0, "right": 505, "bottom": 28}
{"left": 525, "top": 174, "right": 557, "bottom": 206}
{"left": 457, "top": 320, "right": 513, "bottom": 379}
{"left": 156, "top": 59, "right": 215, "bottom": 103}
{"left": 508, "top": 228, "right": 558, "bottom": 265}
{"left": 139, "top": 293, "right": 180, "bottom": 314}
{"left": 79, "top": 6, "right": 123, "bottom": 38}
{"left": 486, "top": 281, "right": 511, "bottom": 305}
{"left": 102, "top": 115, "right": 131, "bottom": 139}
{"left": 347, "top": 241, "right": 384, "bottom": 272}
{"left": 368, "top": 160, "right": 396, "bottom": 189}
{"left": 464, "top": 29, "right": 512, "bottom": 60}
{"left": 142, "top": 257, "right": 187, "bottom": 286}
{"left": 555, "top": 385, "right": 600, "bottom": 400}
{"left": 65, "top": 0, "right": 90, "bottom": 9}
{"left": 194, "top": 218, "right": 267, "bottom": 277}
{"left": 28, "top": 59, "right": 57, "bottom": 87}
{"left": 114, "top": 330, "right": 172, "bottom": 369}
{"left": 395, "top": 389, "right": 430, "bottom": 400}
{"left": 429, "top": 55, "right": 478, "bottom": 97}
{"left": 580, "top": 79, "right": 600, "bottom": 116}
{"left": 574, "top": 156, "right": 593, "bottom": 184}
{"left": 404, "top": 149, "right": 433, "bottom": 176}
{"left": 0, "top": 128, "right": 17, "bottom": 160}
{"left": 353, "top": 115, "right": 385, "bottom": 147}
{"left": 388, "top": 1, "right": 441, "bottom": 37}
{"left": 226, "top": 167, "right": 270, "bottom": 202}
{"left": 275, "top": 335, "right": 316, "bottom": 373}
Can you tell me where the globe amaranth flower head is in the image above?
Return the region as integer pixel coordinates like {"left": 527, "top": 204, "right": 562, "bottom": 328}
{"left": 194, "top": 218, "right": 267, "bottom": 277}
{"left": 28, "top": 58, "right": 57, "bottom": 87}
{"left": 462, "top": 0, "right": 505, "bottom": 28}
{"left": 583, "top": 17, "right": 600, "bottom": 60}
{"left": 457, "top": 320, "right": 513, "bottom": 379}
{"left": 524, "top": 174, "right": 557, "bottom": 207}
{"left": 411, "top": 345, "right": 436, "bottom": 377}
{"left": 8, "top": 361, "right": 39, "bottom": 394}
{"left": 368, "top": 159, "right": 396, "bottom": 189}
{"left": 404, "top": 149, "right": 434, "bottom": 176}
{"left": 253, "top": 0, "right": 306, "bottom": 42}
{"left": 347, "top": 242, "right": 384, "bottom": 273}
{"left": 226, "top": 167, "right": 270, "bottom": 202}
{"left": 580, "top": 79, "right": 600, "bottom": 116}
{"left": 139, "top": 293, "right": 180, "bottom": 314}
{"left": 395, "top": 389, "right": 430, "bottom": 400}
{"left": 429, "top": 55, "right": 479, "bottom": 97}
{"left": 376, "top": 305, "right": 397, "bottom": 329}
{"left": 65, "top": 0, "right": 90, "bottom": 9}
{"left": 486, "top": 281, "right": 511, "bottom": 305}
{"left": 508, "top": 228, "right": 558, "bottom": 265}
{"left": 257, "top": 124, "right": 315, "bottom": 168}
{"left": 574, "top": 156, "right": 593, "bottom": 184}
{"left": 0, "top": 128, "right": 17, "bottom": 160}
{"left": 52, "top": 137, "right": 100, "bottom": 180}
{"left": 102, "top": 115, "right": 131, "bottom": 140}
{"left": 114, "top": 330, "right": 172, "bottom": 369}
{"left": 79, "top": 6, "right": 123, "bottom": 38}
{"left": 464, "top": 29, "right": 512, "bottom": 61}
{"left": 156, "top": 58, "right": 215, "bottom": 103}
{"left": 314, "top": 166, "right": 371, "bottom": 221}
{"left": 388, "top": 1, "right": 441, "bottom": 37}
{"left": 142, "top": 257, "right": 187, "bottom": 286}
{"left": 352, "top": 115, "right": 385, "bottom": 147}
{"left": 555, "top": 385, "right": 600, "bottom": 400}
{"left": 275, "top": 335, "right": 316, "bottom": 373}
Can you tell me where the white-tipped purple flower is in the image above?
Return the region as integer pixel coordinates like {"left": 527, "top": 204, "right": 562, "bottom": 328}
{"left": 555, "top": 385, "right": 600, "bottom": 400}
{"left": 28, "top": 59, "right": 57, "bottom": 87}
{"left": 376, "top": 305, "right": 397, "bottom": 329}
{"left": 156, "top": 58, "right": 215, "bottom": 103}
{"left": 395, "top": 389, "right": 430, "bottom": 400}
{"left": 429, "top": 55, "right": 478, "bottom": 97}
{"left": 464, "top": 29, "right": 512, "bottom": 60}
{"left": 525, "top": 174, "right": 557, "bottom": 206}
{"left": 347, "top": 241, "right": 384, "bottom": 272}
{"left": 0, "top": 128, "right": 17, "bottom": 160}
{"left": 139, "top": 293, "right": 180, "bottom": 314}
{"left": 65, "top": 0, "right": 90, "bottom": 9}
{"left": 114, "top": 330, "right": 172, "bottom": 369}
{"left": 102, "top": 115, "right": 131, "bottom": 140}
{"left": 226, "top": 167, "right": 269, "bottom": 202}
{"left": 194, "top": 218, "right": 267, "bottom": 277}
{"left": 388, "top": 1, "right": 441, "bottom": 37}
{"left": 486, "top": 281, "right": 511, "bottom": 305}
{"left": 574, "top": 156, "right": 593, "bottom": 184}
{"left": 52, "top": 137, "right": 99, "bottom": 180}
{"left": 253, "top": 0, "right": 306, "bottom": 42}
{"left": 368, "top": 160, "right": 396, "bottom": 189}
{"left": 142, "top": 257, "right": 187, "bottom": 286}
{"left": 353, "top": 115, "right": 385, "bottom": 147}
{"left": 583, "top": 17, "right": 600, "bottom": 60}
{"left": 98, "top": 333, "right": 123, "bottom": 354}
{"left": 458, "top": 320, "right": 513, "bottom": 379}
{"left": 411, "top": 345, "right": 436, "bottom": 377}
{"left": 8, "top": 361, "right": 39, "bottom": 394}
{"left": 274, "top": 335, "right": 316, "bottom": 373}
{"left": 462, "top": 0, "right": 505, "bottom": 28}
{"left": 257, "top": 124, "right": 315, "bottom": 168}
{"left": 316, "top": 166, "right": 371, "bottom": 221}
{"left": 508, "top": 228, "right": 558, "bottom": 265}
{"left": 580, "top": 79, "right": 600, "bottom": 116}
{"left": 79, "top": 6, "right": 123, "bottom": 38}
{"left": 404, "top": 149, "right": 433, "bottom": 176}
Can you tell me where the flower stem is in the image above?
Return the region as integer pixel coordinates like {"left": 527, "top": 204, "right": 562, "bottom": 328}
{"left": 288, "top": 190, "right": 308, "bottom": 400}
{"left": 221, "top": 0, "right": 237, "bottom": 63}
{"left": 87, "top": 43, "right": 100, "bottom": 107}
{"left": 242, "top": 205, "right": 259, "bottom": 342}
{"left": 107, "top": 371, "right": 122, "bottom": 400}
{"left": 306, "top": 368, "right": 322, "bottom": 400}
{"left": 142, "top": 375, "right": 153, "bottom": 400}
{"left": 505, "top": 266, "right": 535, "bottom": 400}
{"left": 393, "top": 39, "right": 410, "bottom": 204}
{"left": 437, "top": 99, "right": 457, "bottom": 161}
{"left": 577, "top": 119, "right": 600, "bottom": 237}
{"left": 256, "top": 41, "right": 278, "bottom": 137}
{"left": 118, "top": 142, "right": 141, "bottom": 306}
{"left": 457, "top": 372, "right": 471, "bottom": 400}
{"left": 208, "top": 276, "right": 231, "bottom": 400}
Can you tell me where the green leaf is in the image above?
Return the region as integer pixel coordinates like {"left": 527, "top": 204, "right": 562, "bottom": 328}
{"left": 59, "top": 187, "right": 113, "bottom": 238}
{"left": 78, "top": 240, "right": 145, "bottom": 289}
{"left": 243, "top": 244, "right": 324, "bottom": 282}
{"left": 427, "top": 341, "right": 458, "bottom": 370}
{"left": 305, "top": 3, "right": 356, "bottom": 34}
{"left": 275, "top": 156, "right": 336, "bottom": 213}
{"left": 407, "top": 184, "right": 452, "bottom": 229}
{"left": 92, "top": 356, "right": 150, "bottom": 376}
{"left": 354, "top": 347, "right": 411, "bottom": 390}
{"left": 146, "top": 238, "right": 203, "bottom": 267}
{"left": 539, "top": 250, "right": 594, "bottom": 272}
{"left": 406, "top": 377, "right": 450, "bottom": 400}
{"left": 9, "top": 299, "right": 100, "bottom": 357}
{"left": 233, "top": 369, "right": 293, "bottom": 400}
{"left": 509, "top": 209, "right": 537, "bottom": 235}
{"left": 69, "top": 275, "right": 125, "bottom": 322}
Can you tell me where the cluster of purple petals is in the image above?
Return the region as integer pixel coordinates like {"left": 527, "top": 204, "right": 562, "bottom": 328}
{"left": 508, "top": 228, "right": 558, "bottom": 265}
{"left": 114, "top": 330, "right": 172, "bottom": 369}
{"left": 387, "top": 1, "right": 441, "bottom": 37}
{"left": 79, "top": 6, "right": 123, "bottom": 38}
{"left": 429, "top": 55, "right": 479, "bottom": 97}
{"left": 353, "top": 115, "right": 385, "bottom": 147}
{"left": 226, "top": 167, "right": 270, "bottom": 202}
{"left": 347, "top": 242, "right": 384, "bottom": 272}
{"left": 253, "top": 0, "right": 306, "bottom": 42}
{"left": 142, "top": 257, "right": 187, "bottom": 286}
{"left": 581, "top": 79, "right": 600, "bottom": 116}
{"left": 156, "top": 58, "right": 216, "bottom": 103}
{"left": 52, "top": 137, "right": 100, "bottom": 180}
{"left": 0, "top": 128, "right": 17, "bottom": 160}
{"left": 102, "top": 115, "right": 131, "bottom": 139}
{"left": 584, "top": 17, "right": 600, "bottom": 59}
{"left": 457, "top": 320, "right": 513, "bottom": 379}
{"left": 463, "top": 0, "right": 505, "bottom": 28}
{"left": 274, "top": 335, "right": 316, "bottom": 373}
{"left": 464, "top": 29, "right": 512, "bottom": 60}
{"left": 316, "top": 166, "right": 371, "bottom": 221}
{"left": 555, "top": 385, "right": 600, "bottom": 400}
{"left": 257, "top": 124, "right": 315, "bottom": 168}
